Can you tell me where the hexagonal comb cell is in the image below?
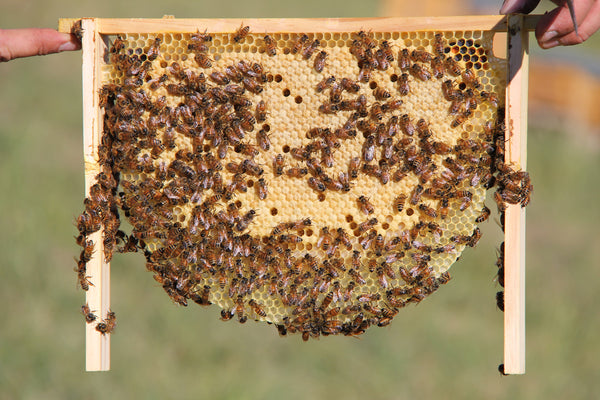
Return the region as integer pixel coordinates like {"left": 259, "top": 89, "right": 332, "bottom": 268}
{"left": 82, "top": 28, "right": 511, "bottom": 340}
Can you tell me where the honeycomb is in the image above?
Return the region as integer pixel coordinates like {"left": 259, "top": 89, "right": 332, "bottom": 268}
{"left": 76, "top": 26, "right": 526, "bottom": 340}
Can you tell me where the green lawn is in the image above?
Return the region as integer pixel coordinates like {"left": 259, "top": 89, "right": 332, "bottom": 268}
{"left": 1, "top": 1, "right": 600, "bottom": 399}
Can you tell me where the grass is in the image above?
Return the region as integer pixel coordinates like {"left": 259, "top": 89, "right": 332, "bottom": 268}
{"left": 1, "top": 1, "right": 600, "bottom": 399}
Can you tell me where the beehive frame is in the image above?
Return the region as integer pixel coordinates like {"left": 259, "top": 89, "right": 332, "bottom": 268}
{"left": 58, "top": 15, "right": 535, "bottom": 373}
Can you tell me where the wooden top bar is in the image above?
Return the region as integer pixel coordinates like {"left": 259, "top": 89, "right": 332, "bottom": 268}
{"left": 59, "top": 15, "right": 542, "bottom": 35}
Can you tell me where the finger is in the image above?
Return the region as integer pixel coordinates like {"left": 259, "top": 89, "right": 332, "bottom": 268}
{"left": 536, "top": 0, "right": 599, "bottom": 48}
{"left": 500, "top": 0, "right": 542, "bottom": 14}
{"left": 0, "top": 28, "right": 81, "bottom": 62}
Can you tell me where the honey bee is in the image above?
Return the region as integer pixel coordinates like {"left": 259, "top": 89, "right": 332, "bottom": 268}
{"left": 358, "top": 65, "right": 372, "bottom": 83}
{"left": 316, "top": 75, "right": 335, "bottom": 93}
{"left": 357, "top": 292, "right": 380, "bottom": 302}
{"left": 291, "top": 34, "right": 309, "bottom": 54}
{"left": 480, "top": 91, "right": 500, "bottom": 108}
{"left": 357, "top": 195, "right": 374, "bottom": 215}
{"left": 272, "top": 154, "right": 286, "bottom": 176}
{"left": 146, "top": 37, "right": 161, "bottom": 61}
{"left": 256, "top": 127, "right": 271, "bottom": 151}
{"left": 313, "top": 51, "right": 328, "bottom": 73}
{"left": 236, "top": 210, "right": 257, "bottom": 231}
{"left": 370, "top": 102, "right": 383, "bottom": 120}
{"left": 399, "top": 114, "right": 415, "bottom": 136}
{"left": 233, "top": 24, "right": 250, "bottom": 43}
{"left": 356, "top": 218, "right": 378, "bottom": 235}
{"left": 373, "top": 87, "right": 391, "bottom": 101}
{"left": 348, "top": 157, "right": 361, "bottom": 179}
{"left": 256, "top": 178, "right": 268, "bottom": 200}
{"left": 398, "top": 48, "right": 410, "bottom": 70}
{"left": 411, "top": 49, "right": 432, "bottom": 63}
{"left": 303, "top": 39, "right": 320, "bottom": 60}
{"left": 362, "top": 136, "right": 376, "bottom": 162}
{"left": 194, "top": 52, "right": 213, "bottom": 68}
{"left": 496, "top": 291, "right": 504, "bottom": 312}
{"left": 431, "top": 56, "right": 445, "bottom": 79}
{"left": 462, "top": 68, "right": 481, "bottom": 89}
{"left": 286, "top": 165, "right": 308, "bottom": 178}
{"left": 81, "top": 303, "right": 97, "bottom": 323}
{"left": 433, "top": 33, "right": 445, "bottom": 55}
{"left": 394, "top": 194, "right": 406, "bottom": 212}
{"left": 308, "top": 177, "right": 326, "bottom": 192}
{"left": 442, "top": 56, "right": 460, "bottom": 76}
{"left": 96, "top": 310, "right": 116, "bottom": 335}
{"left": 410, "top": 63, "right": 431, "bottom": 81}
{"left": 418, "top": 203, "right": 438, "bottom": 218}
{"left": 248, "top": 299, "right": 267, "bottom": 318}
{"left": 409, "top": 184, "right": 424, "bottom": 205}
{"left": 263, "top": 34, "right": 277, "bottom": 56}
{"left": 318, "top": 102, "right": 339, "bottom": 114}
{"left": 341, "top": 77, "right": 360, "bottom": 93}
{"left": 451, "top": 110, "right": 471, "bottom": 128}
{"left": 242, "top": 77, "right": 263, "bottom": 94}
{"left": 397, "top": 73, "right": 410, "bottom": 96}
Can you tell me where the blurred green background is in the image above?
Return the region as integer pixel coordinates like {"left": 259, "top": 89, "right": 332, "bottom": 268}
{"left": 1, "top": 1, "right": 599, "bottom": 399}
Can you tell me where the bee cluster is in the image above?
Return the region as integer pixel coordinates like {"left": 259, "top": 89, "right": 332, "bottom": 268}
{"left": 75, "top": 26, "right": 531, "bottom": 340}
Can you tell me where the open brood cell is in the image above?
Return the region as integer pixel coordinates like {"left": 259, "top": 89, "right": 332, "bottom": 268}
{"left": 75, "top": 23, "right": 531, "bottom": 341}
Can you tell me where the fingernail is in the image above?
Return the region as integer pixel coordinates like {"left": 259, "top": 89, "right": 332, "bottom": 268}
{"left": 499, "top": 0, "right": 519, "bottom": 14}
{"left": 540, "top": 39, "right": 559, "bottom": 49}
{"left": 58, "top": 41, "right": 79, "bottom": 51}
{"left": 540, "top": 30, "right": 558, "bottom": 43}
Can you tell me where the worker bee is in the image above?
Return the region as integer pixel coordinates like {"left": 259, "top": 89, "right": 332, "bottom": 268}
{"left": 397, "top": 73, "right": 410, "bottom": 96}
{"left": 451, "top": 110, "right": 471, "bottom": 128}
{"left": 418, "top": 203, "right": 438, "bottom": 218}
{"left": 411, "top": 49, "right": 432, "bottom": 63}
{"left": 286, "top": 165, "right": 308, "bottom": 178}
{"left": 319, "top": 102, "right": 339, "bottom": 114}
{"left": 308, "top": 177, "right": 326, "bottom": 192}
{"left": 263, "top": 34, "right": 277, "bottom": 56}
{"left": 393, "top": 194, "right": 406, "bottom": 212}
{"left": 444, "top": 56, "right": 461, "bottom": 76}
{"left": 194, "top": 52, "right": 212, "bottom": 68}
{"left": 480, "top": 91, "right": 500, "bottom": 108}
{"left": 475, "top": 205, "right": 491, "bottom": 223}
{"left": 362, "top": 136, "right": 376, "bottom": 162}
{"left": 291, "top": 34, "right": 309, "bottom": 54}
{"left": 462, "top": 68, "right": 481, "bottom": 88}
{"left": 370, "top": 102, "right": 383, "bottom": 120}
{"left": 356, "top": 218, "right": 378, "bottom": 235}
{"left": 81, "top": 303, "right": 97, "bottom": 323}
{"left": 496, "top": 291, "right": 504, "bottom": 312}
{"left": 373, "top": 87, "right": 391, "bottom": 101}
{"left": 272, "top": 154, "right": 285, "bottom": 176}
{"left": 146, "top": 37, "right": 161, "bottom": 61}
{"left": 233, "top": 24, "right": 250, "bottom": 43}
{"left": 409, "top": 184, "right": 424, "bottom": 205}
{"left": 357, "top": 195, "right": 374, "bottom": 215}
{"left": 242, "top": 77, "right": 263, "bottom": 94}
{"left": 313, "top": 51, "right": 328, "bottom": 73}
{"left": 96, "top": 310, "right": 117, "bottom": 335}
{"left": 316, "top": 75, "right": 335, "bottom": 93}
{"left": 433, "top": 33, "right": 445, "bottom": 55}
{"left": 256, "top": 127, "right": 271, "bottom": 151}
{"left": 399, "top": 114, "right": 415, "bottom": 136}
{"left": 341, "top": 77, "right": 360, "bottom": 93}
{"left": 256, "top": 178, "right": 268, "bottom": 200}
{"left": 303, "top": 39, "right": 320, "bottom": 60}
{"left": 236, "top": 210, "right": 257, "bottom": 231}
{"left": 358, "top": 65, "right": 372, "bottom": 83}
{"left": 398, "top": 48, "right": 410, "bottom": 70}
{"left": 410, "top": 63, "right": 431, "bottom": 81}
{"left": 431, "top": 56, "right": 445, "bottom": 79}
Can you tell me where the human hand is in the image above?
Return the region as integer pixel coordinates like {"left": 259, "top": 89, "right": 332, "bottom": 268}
{"left": 0, "top": 28, "right": 80, "bottom": 62}
{"left": 500, "top": 0, "right": 600, "bottom": 48}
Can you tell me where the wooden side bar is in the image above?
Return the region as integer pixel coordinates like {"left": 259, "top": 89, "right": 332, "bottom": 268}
{"left": 81, "top": 18, "right": 111, "bottom": 372}
{"left": 503, "top": 14, "right": 528, "bottom": 375}
{"left": 59, "top": 15, "right": 542, "bottom": 35}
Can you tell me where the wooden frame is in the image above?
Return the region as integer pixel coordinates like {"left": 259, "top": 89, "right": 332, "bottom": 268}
{"left": 60, "top": 15, "right": 534, "bottom": 373}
